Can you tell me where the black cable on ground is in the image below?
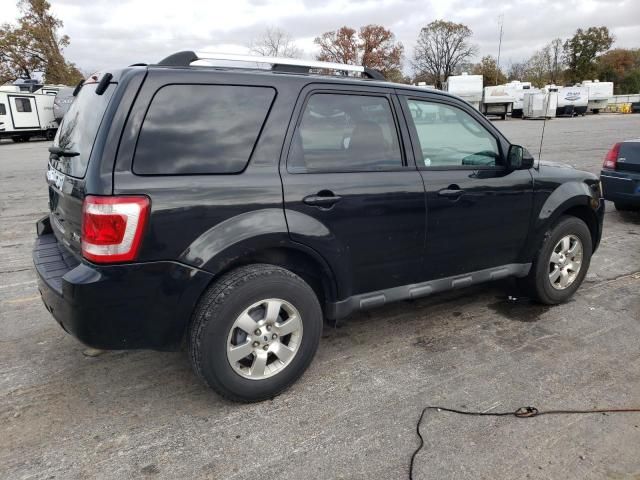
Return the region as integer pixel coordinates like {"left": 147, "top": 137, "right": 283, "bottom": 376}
{"left": 409, "top": 405, "right": 640, "bottom": 480}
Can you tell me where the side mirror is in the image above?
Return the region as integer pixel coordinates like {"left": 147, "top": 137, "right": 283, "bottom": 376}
{"left": 508, "top": 144, "right": 535, "bottom": 170}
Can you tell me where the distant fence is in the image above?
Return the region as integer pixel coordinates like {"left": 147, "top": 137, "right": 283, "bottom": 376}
{"left": 608, "top": 94, "right": 640, "bottom": 104}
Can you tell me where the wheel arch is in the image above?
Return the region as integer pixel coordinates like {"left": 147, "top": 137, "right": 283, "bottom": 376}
{"left": 521, "top": 186, "right": 601, "bottom": 262}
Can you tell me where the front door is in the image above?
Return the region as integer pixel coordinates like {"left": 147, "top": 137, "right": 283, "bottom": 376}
{"left": 400, "top": 95, "right": 534, "bottom": 280}
{"left": 280, "top": 88, "right": 426, "bottom": 298}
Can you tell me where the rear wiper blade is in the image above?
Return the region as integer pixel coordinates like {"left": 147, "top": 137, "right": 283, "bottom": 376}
{"left": 48, "top": 146, "right": 80, "bottom": 157}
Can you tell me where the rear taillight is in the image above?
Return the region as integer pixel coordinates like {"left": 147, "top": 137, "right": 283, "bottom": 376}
{"left": 603, "top": 143, "right": 621, "bottom": 169}
{"left": 81, "top": 195, "right": 150, "bottom": 263}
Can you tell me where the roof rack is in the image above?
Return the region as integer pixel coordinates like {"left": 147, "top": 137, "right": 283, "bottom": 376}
{"left": 156, "top": 50, "right": 386, "bottom": 80}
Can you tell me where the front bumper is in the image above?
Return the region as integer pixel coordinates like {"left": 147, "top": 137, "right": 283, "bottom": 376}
{"left": 601, "top": 169, "right": 640, "bottom": 206}
{"left": 34, "top": 217, "right": 213, "bottom": 350}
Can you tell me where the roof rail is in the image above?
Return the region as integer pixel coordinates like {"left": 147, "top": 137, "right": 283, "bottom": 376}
{"left": 156, "top": 50, "right": 385, "bottom": 80}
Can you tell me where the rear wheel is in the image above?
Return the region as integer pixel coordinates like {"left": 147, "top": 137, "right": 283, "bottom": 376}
{"left": 518, "top": 216, "right": 592, "bottom": 304}
{"left": 189, "top": 264, "right": 322, "bottom": 402}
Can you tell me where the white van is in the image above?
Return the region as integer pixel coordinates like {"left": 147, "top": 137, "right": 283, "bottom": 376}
{"left": 0, "top": 83, "right": 60, "bottom": 142}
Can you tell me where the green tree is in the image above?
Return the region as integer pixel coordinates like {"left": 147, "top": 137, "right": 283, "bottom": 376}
{"left": 563, "top": 26, "right": 614, "bottom": 83}
{"left": 597, "top": 48, "right": 640, "bottom": 94}
{"left": 0, "top": 0, "right": 82, "bottom": 85}
{"left": 472, "top": 55, "right": 506, "bottom": 85}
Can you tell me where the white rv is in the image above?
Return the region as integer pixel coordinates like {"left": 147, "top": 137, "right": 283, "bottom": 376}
{"left": 445, "top": 73, "right": 483, "bottom": 110}
{"left": 523, "top": 91, "right": 557, "bottom": 119}
{"left": 0, "top": 82, "right": 60, "bottom": 142}
{"left": 504, "top": 81, "right": 537, "bottom": 118}
{"left": 548, "top": 85, "right": 588, "bottom": 116}
{"left": 579, "top": 80, "right": 614, "bottom": 113}
{"left": 481, "top": 85, "right": 515, "bottom": 120}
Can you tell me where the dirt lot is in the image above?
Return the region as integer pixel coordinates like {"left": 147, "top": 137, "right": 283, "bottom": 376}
{"left": 1, "top": 114, "right": 640, "bottom": 480}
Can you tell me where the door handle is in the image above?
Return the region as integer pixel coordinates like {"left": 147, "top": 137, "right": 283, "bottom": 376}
{"left": 303, "top": 193, "right": 342, "bottom": 208}
{"left": 438, "top": 187, "right": 464, "bottom": 198}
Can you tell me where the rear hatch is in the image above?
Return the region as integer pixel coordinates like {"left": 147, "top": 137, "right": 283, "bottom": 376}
{"left": 617, "top": 141, "right": 640, "bottom": 173}
{"left": 47, "top": 77, "right": 117, "bottom": 255}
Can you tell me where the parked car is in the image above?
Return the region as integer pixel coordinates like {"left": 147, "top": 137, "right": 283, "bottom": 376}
{"left": 53, "top": 86, "right": 75, "bottom": 123}
{"left": 601, "top": 140, "right": 640, "bottom": 211}
{"left": 34, "top": 52, "right": 604, "bottom": 402}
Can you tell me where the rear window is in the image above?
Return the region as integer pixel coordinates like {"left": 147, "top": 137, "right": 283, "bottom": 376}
{"left": 0, "top": 103, "right": 5, "bottom": 115}
{"left": 51, "top": 83, "right": 116, "bottom": 178}
{"left": 133, "top": 84, "right": 275, "bottom": 175}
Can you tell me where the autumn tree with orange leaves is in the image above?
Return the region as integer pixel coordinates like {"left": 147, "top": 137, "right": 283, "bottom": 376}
{"left": 314, "top": 25, "right": 404, "bottom": 81}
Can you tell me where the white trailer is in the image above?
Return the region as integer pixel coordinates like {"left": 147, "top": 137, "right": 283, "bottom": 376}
{"left": 549, "top": 85, "right": 589, "bottom": 116}
{"left": 0, "top": 84, "right": 59, "bottom": 142}
{"left": 522, "top": 91, "right": 557, "bottom": 119}
{"left": 445, "top": 73, "right": 483, "bottom": 110}
{"left": 481, "top": 85, "right": 514, "bottom": 120}
{"left": 579, "top": 80, "right": 614, "bottom": 113}
{"left": 504, "top": 81, "right": 536, "bottom": 118}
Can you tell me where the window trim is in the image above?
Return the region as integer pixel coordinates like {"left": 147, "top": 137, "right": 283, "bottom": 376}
{"left": 131, "top": 83, "right": 277, "bottom": 176}
{"left": 286, "top": 89, "right": 408, "bottom": 174}
{"left": 400, "top": 95, "right": 506, "bottom": 171}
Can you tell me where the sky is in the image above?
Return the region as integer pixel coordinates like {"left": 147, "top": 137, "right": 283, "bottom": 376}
{"left": 1, "top": 0, "right": 639, "bottom": 75}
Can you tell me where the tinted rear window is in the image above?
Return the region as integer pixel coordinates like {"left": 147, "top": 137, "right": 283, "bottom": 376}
{"left": 52, "top": 83, "right": 116, "bottom": 178}
{"left": 133, "top": 84, "right": 275, "bottom": 175}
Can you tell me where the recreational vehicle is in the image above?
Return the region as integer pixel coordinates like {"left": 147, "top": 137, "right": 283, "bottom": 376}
{"left": 0, "top": 82, "right": 61, "bottom": 142}
{"left": 579, "top": 80, "right": 614, "bottom": 113}
{"left": 549, "top": 85, "right": 588, "bottom": 116}
{"left": 504, "top": 81, "right": 536, "bottom": 118}
{"left": 445, "top": 73, "right": 483, "bottom": 110}
{"left": 481, "top": 85, "right": 515, "bottom": 119}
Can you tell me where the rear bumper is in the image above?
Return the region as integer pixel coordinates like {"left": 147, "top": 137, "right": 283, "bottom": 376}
{"left": 34, "top": 217, "right": 213, "bottom": 350}
{"left": 601, "top": 169, "right": 640, "bottom": 206}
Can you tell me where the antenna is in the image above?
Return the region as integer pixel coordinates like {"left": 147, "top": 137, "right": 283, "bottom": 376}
{"left": 537, "top": 91, "right": 550, "bottom": 169}
{"left": 496, "top": 14, "right": 504, "bottom": 86}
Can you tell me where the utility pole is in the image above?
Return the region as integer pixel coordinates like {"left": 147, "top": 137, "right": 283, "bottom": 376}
{"left": 496, "top": 14, "right": 504, "bottom": 85}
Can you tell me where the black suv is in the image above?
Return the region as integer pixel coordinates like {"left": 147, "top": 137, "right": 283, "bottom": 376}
{"left": 34, "top": 52, "right": 604, "bottom": 402}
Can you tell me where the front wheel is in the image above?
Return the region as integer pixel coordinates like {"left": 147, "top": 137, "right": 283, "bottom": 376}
{"left": 189, "top": 264, "right": 322, "bottom": 402}
{"left": 518, "top": 216, "right": 592, "bottom": 304}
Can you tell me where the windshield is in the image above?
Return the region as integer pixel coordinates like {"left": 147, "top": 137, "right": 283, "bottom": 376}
{"left": 50, "top": 82, "right": 116, "bottom": 178}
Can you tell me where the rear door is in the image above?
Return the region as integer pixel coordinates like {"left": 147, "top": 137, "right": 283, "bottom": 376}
{"left": 280, "top": 85, "right": 426, "bottom": 298}
{"left": 47, "top": 79, "right": 117, "bottom": 254}
{"left": 399, "top": 93, "right": 534, "bottom": 280}
{"left": 8, "top": 95, "right": 39, "bottom": 129}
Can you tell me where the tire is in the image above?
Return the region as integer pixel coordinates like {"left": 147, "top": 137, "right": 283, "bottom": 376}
{"left": 615, "top": 202, "right": 640, "bottom": 212}
{"left": 188, "top": 264, "right": 322, "bottom": 402}
{"left": 518, "top": 216, "right": 592, "bottom": 305}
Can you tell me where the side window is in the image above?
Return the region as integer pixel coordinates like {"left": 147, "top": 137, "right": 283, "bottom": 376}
{"left": 15, "top": 98, "right": 33, "bottom": 113}
{"left": 406, "top": 99, "right": 501, "bottom": 168}
{"left": 0, "top": 103, "right": 6, "bottom": 115}
{"left": 134, "top": 84, "right": 275, "bottom": 175}
{"left": 289, "top": 93, "right": 403, "bottom": 173}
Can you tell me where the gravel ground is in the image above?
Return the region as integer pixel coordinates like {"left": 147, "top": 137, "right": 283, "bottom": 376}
{"left": 1, "top": 113, "right": 639, "bottom": 480}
